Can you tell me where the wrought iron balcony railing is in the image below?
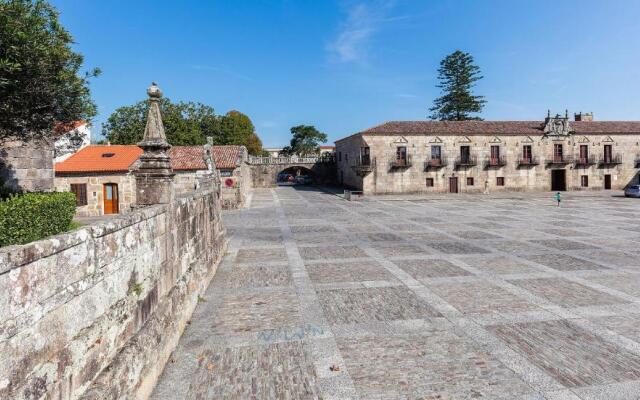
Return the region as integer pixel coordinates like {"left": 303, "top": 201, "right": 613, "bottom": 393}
{"left": 351, "top": 156, "right": 375, "bottom": 176}
{"left": 424, "top": 156, "right": 448, "bottom": 170}
{"left": 484, "top": 155, "right": 507, "bottom": 168}
{"left": 389, "top": 154, "right": 412, "bottom": 169}
{"left": 454, "top": 155, "right": 477, "bottom": 168}
{"left": 546, "top": 155, "right": 573, "bottom": 166}
{"left": 517, "top": 156, "right": 539, "bottom": 166}
{"left": 598, "top": 154, "right": 623, "bottom": 166}
{"left": 574, "top": 155, "right": 597, "bottom": 167}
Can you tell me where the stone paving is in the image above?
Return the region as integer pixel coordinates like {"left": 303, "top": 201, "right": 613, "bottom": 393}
{"left": 153, "top": 187, "right": 640, "bottom": 400}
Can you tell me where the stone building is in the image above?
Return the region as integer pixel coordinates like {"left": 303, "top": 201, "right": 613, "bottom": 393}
{"left": 54, "top": 144, "right": 220, "bottom": 216}
{"left": 336, "top": 113, "right": 640, "bottom": 194}
{"left": 53, "top": 120, "right": 91, "bottom": 162}
{"left": 212, "top": 145, "right": 251, "bottom": 208}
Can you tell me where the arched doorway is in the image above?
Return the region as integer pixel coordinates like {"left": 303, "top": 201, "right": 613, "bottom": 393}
{"left": 277, "top": 166, "right": 315, "bottom": 185}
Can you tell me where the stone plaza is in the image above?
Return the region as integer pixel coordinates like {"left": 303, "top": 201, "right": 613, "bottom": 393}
{"left": 153, "top": 186, "right": 640, "bottom": 399}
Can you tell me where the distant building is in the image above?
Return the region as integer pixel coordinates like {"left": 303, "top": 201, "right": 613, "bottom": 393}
{"left": 319, "top": 145, "right": 335, "bottom": 156}
{"left": 335, "top": 112, "right": 640, "bottom": 195}
{"left": 54, "top": 143, "right": 249, "bottom": 216}
{"left": 53, "top": 121, "right": 91, "bottom": 162}
{"left": 263, "top": 147, "right": 283, "bottom": 157}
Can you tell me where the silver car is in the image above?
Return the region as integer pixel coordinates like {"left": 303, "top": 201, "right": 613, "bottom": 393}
{"left": 624, "top": 185, "right": 640, "bottom": 198}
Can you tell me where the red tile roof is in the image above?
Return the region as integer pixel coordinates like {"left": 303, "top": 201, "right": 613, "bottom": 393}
{"left": 55, "top": 145, "right": 142, "bottom": 174}
{"left": 168, "top": 146, "right": 207, "bottom": 170}
{"left": 345, "top": 120, "right": 640, "bottom": 140}
{"left": 211, "top": 145, "right": 241, "bottom": 169}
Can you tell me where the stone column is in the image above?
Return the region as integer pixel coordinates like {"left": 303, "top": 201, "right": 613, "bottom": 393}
{"left": 135, "top": 82, "right": 175, "bottom": 206}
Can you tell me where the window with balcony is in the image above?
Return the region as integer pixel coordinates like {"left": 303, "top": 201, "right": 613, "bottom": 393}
{"left": 360, "top": 147, "right": 370, "bottom": 165}
{"left": 579, "top": 145, "right": 589, "bottom": 163}
{"left": 431, "top": 145, "right": 441, "bottom": 160}
{"left": 604, "top": 144, "right": 613, "bottom": 163}
{"left": 396, "top": 146, "right": 408, "bottom": 166}
{"left": 522, "top": 145, "right": 532, "bottom": 162}
{"left": 460, "top": 146, "right": 470, "bottom": 163}
{"left": 553, "top": 144, "right": 563, "bottom": 163}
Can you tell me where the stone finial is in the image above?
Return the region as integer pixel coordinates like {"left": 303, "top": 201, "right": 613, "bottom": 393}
{"left": 140, "top": 82, "right": 169, "bottom": 147}
{"left": 135, "top": 82, "right": 175, "bottom": 206}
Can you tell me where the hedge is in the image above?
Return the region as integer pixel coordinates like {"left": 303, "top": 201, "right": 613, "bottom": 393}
{"left": 0, "top": 192, "right": 77, "bottom": 247}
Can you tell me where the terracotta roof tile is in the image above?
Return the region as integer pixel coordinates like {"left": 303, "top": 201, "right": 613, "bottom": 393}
{"left": 168, "top": 146, "right": 207, "bottom": 170}
{"left": 55, "top": 145, "right": 142, "bottom": 174}
{"left": 354, "top": 120, "right": 640, "bottom": 137}
{"left": 211, "top": 145, "right": 241, "bottom": 169}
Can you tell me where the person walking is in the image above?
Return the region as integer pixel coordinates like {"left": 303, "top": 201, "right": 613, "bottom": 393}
{"left": 554, "top": 191, "right": 561, "bottom": 207}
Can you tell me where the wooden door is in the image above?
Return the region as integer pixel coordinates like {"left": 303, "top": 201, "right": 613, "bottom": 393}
{"left": 449, "top": 177, "right": 458, "bottom": 193}
{"left": 604, "top": 174, "right": 612, "bottom": 190}
{"left": 103, "top": 183, "right": 119, "bottom": 214}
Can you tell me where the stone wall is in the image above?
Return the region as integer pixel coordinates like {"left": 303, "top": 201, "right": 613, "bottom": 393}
{"left": 336, "top": 133, "right": 640, "bottom": 194}
{"left": 54, "top": 174, "right": 137, "bottom": 217}
{"left": 249, "top": 162, "right": 337, "bottom": 188}
{"left": 0, "top": 187, "right": 227, "bottom": 399}
{"left": 0, "top": 138, "right": 54, "bottom": 193}
{"left": 220, "top": 163, "right": 251, "bottom": 209}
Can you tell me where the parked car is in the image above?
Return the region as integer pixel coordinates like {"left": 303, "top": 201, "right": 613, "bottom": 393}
{"left": 295, "top": 175, "right": 312, "bottom": 184}
{"left": 624, "top": 185, "right": 640, "bottom": 198}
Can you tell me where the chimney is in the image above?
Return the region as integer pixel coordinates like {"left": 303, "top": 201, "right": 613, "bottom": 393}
{"left": 574, "top": 112, "right": 594, "bottom": 122}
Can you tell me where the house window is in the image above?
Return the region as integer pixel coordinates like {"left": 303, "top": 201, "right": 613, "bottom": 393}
{"left": 579, "top": 145, "right": 589, "bottom": 163}
{"left": 426, "top": 178, "right": 434, "bottom": 187}
{"left": 604, "top": 144, "right": 613, "bottom": 162}
{"left": 496, "top": 177, "right": 505, "bottom": 186}
{"left": 396, "top": 146, "right": 408, "bottom": 166}
{"left": 553, "top": 144, "right": 563, "bottom": 162}
{"left": 345, "top": 153, "right": 348, "bottom": 163}
{"left": 467, "top": 177, "right": 474, "bottom": 186}
{"left": 581, "top": 175, "right": 589, "bottom": 187}
{"left": 460, "top": 145, "right": 471, "bottom": 163}
{"left": 431, "top": 146, "right": 441, "bottom": 160}
{"left": 522, "top": 145, "right": 532, "bottom": 161}
{"left": 338, "top": 152, "right": 342, "bottom": 162}
{"left": 70, "top": 183, "right": 87, "bottom": 206}
{"left": 490, "top": 145, "right": 500, "bottom": 159}
{"left": 360, "top": 147, "right": 370, "bottom": 165}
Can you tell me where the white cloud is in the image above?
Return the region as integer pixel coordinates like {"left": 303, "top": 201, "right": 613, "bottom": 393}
{"left": 327, "top": 1, "right": 402, "bottom": 64}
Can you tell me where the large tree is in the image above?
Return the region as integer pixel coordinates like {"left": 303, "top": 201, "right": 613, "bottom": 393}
{"left": 429, "top": 50, "right": 485, "bottom": 121}
{"left": 212, "top": 110, "right": 263, "bottom": 155}
{"left": 103, "top": 98, "right": 216, "bottom": 145}
{"left": 0, "top": 0, "right": 99, "bottom": 140}
{"left": 280, "top": 125, "right": 327, "bottom": 156}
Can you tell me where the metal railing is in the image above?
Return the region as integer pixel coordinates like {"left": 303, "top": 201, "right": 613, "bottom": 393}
{"left": 517, "top": 156, "right": 539, "bottom": 166}
{"left": 598, "top": 154, "right": 623, "bottom": 166}
{"left": 484, "top": 155, "right": 507, "bottom": 168}
{"left": 424, "top": 156, "right": 447, "bottom": 170}
{"left": 574, "top": 155, "right": 597, "bottom": 167}
{"left": 351, "top": 156, "right": 375, "bottom": 175}
{"left": 389, "top": 154, "right": 412, "bottom": 169}
{"left": 546, "top": 155, "right": 573, "bottom": 165}
{"left": 454, "top": 155, "right": 477, "bottom": 168}
{"left": 248, "top": 155, "right": 332, "bottom": 164}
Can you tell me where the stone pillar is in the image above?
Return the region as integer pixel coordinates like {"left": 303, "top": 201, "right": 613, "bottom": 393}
{"left": 135, "top": 83, "right": 175, "bottom": 206}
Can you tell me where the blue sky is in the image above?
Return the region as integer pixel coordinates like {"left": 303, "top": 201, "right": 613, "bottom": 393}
{"left": 52, "top": 0, "right": 640, "bottom": 147}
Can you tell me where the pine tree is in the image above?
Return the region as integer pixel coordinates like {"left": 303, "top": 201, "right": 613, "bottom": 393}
{"left": 429, "top": 50, "right": 486, "bottom": 121}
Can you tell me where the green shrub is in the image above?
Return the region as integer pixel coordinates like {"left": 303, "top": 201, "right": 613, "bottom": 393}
{"left": 0, "top": 192, "right": 77, "bottom": 247}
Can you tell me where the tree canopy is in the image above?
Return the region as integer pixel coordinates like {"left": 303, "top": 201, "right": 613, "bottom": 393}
{"left": 103, "top": 98, "right": 216, "bottom": 146}
{"left": 429, "top": 50, "right": 485, "bottom": 121}
{"left": 212, "top": 110, "right": 263, "bottom": 155}
{"left": 280, "top": 125, "right": 327, "bottom": 156}
{"left": 103, "top": 100, "right": 264, "bottom": 154}
{"left": 0, "top": 0, "right": 99, "bottom": 141}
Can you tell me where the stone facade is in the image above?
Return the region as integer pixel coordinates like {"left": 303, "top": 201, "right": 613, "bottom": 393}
{"left": 336, "top": 116, "right": 640, "bottom": 195}
{"left": 2, "top": 161, "right": 226, "bottom": 400}
{"left": 0, "top": 137, "right": 54, "bottom": 193}
{"left": 54, "top": 173, "right": 137, "bottom": 217}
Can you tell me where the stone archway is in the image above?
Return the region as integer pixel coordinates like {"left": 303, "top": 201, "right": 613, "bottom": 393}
{"left": 277, "top": 166, "right": 316, "bottom": 184}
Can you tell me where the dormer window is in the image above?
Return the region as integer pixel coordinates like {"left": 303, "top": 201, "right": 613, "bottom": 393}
{"left": 102, "top": 153, "right": 115, "bottom": 158}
